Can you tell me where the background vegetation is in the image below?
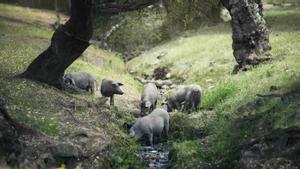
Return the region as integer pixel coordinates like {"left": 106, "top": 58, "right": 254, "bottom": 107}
{"left": 0, "top": 1, "right": 299, "bottom": 168}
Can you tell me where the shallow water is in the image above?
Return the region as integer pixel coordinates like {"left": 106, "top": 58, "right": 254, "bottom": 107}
{"left": 136, "top": 146, "right": 169, "bottom": 169}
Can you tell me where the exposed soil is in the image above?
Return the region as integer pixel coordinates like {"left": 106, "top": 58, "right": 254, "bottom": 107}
{"left": 0, "top": 96, "right": 114, "bottom": 169}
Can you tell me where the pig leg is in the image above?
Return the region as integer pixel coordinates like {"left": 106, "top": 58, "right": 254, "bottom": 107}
{"left": 180, "top": 102, "right": 187, "bottom": 112}
{"left": 194, "top": 101, "right": 199, "bottom": 112}
{"left": 164, "top": 123, "right": 169, "bottom": 139}
{"left": 150, "top": 105, "right": 154, "bottom": 113}
{"left": 92, "top": 80, "right": 97, "bottom": 93}
{"left": 156, "top": 133, "right": 161, "bottom": 144}
{"left": 88, "top": 85, "right": 94, "bottom": 94}
{"left": 110, "top": 95, "right": 114, "bottom": 106}
{"left": 196, "top": 98, "right": 201, "bottom": 111}
{"left": 186, "top": 101, "right": 193, "bottom": 113}
{"left": 153, "top": 100, "right": 157, "bottom": 110}
{"left": 176, "top": 102, "right": 182, "bottom": 112}
{"left": 148, "top": 133, "right": 153, "bottom": 146}
{"left": 87, "top": 86, "right": 93, "bottom": 94}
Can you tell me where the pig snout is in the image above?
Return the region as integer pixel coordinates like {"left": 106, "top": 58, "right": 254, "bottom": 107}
{"left": 141, "top": 107, "right": 150, "bottom": 115}
{"left": 64, "top": 77, "right": 75, "bottom": 86}
{"left": 115, "top": 86, "right": 124, "bottom": 95}
{"left": 129, "top": 129, "right": 135, "bottom": 137}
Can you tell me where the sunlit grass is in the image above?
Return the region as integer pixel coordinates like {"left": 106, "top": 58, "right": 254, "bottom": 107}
{"left": 0, "top": 2, "right": 299, "bottom": 168}
{"left": 0, "top": 22, "right": 52, "bottom": 38}
{"left": 128, "top": 7, "right": 300, "bottom": 168}
{"left": 0, "top": 3, "right": 141, "bottom": 135}
{"left": 0, "top": 3, "right": 68, "bottom": 29}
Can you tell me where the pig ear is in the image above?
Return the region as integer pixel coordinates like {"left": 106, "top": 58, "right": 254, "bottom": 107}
{"left": 71, "top": 79, "right": 76, "bottom": 85}
{"left": 145, "top": 101, "right": 151, "bottom": 108}
{"left": 112, "top": 81, "right": 123, "bottom": 86}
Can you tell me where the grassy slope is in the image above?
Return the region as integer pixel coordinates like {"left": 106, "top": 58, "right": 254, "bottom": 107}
{"left": 128, "top": 7, "right": 300, "bottom": 168}
{"left": 128, "top": 7, "right": 300, "bottom": 115}
{"left": 0, "top": 3, "right": 144, "bottom": 168}
{"left": 0, "top": 3, "right": 142, "bottom": 123}
{"left": 1, "top": 3, "right": 299, "bottom": 168}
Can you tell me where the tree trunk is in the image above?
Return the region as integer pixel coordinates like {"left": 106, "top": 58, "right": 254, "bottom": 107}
{"left": 221, "top": 0, "right": 271, "bottom": 72}
{"left": 20, "top": 0, "right": 95, "bottom": 88}
{"left": 0, "top": 100, "right": 22, "bottom": 167}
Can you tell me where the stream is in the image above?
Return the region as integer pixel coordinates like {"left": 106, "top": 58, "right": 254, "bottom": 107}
{"left": 136, "top": 146, "right": 170, "bottom": 169}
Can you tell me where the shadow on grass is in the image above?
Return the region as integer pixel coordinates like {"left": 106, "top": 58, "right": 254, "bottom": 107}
{"left": 199, "top": 81, "right": 300, "bottom": 168}
{"left": 265, "top": 7, "right": 300, "bottom": 32}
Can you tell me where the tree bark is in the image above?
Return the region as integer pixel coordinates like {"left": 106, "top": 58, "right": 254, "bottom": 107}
{"left": 20, "top": 0, "right": 95, "bottom": 88}
{"left": 221, "top": 0, "right": 271, "bottom": 72}
{"left": 0, "top": 100, "right": 22, "bottom": 166}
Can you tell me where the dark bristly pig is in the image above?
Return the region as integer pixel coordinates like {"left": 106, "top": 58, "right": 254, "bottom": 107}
{"left": 184, "top": 84, "right": 202, "bottom": 112}
{"left": 100, "top": 78, "right": 124, "bottom": 106}
{"left": 129, "top": 108, "right": 169, "bottom": 146}
{"left": 63, "top": 71, "right": 97, "bottom": 94}
{"left": 166, "top": 84, "right": 202, "bottom": 112}
{"left": 165, "top": 85, "right": 187, "bottom": 112}
{"left": 140, "top": 83, "right": 159, "bottom": 115}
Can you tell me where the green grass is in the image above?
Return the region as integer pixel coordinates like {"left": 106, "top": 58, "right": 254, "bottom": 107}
{"left": 168, "top": 141, "right": 203, "bottom": 169}
{"left": 0, "top": 5, "right": 144, "bottom": 167}
{"left": 0, "top": 3, "right": 141, "bottom": 136}
{"left": 1, "top": 3, "right": 300, "bottom": 168}
{"left": 127, "top": 23, "right": 233, "bottom": 86}
{"left": 169, "top": 112, "right": 206, "bottom": 141}
{"left": 106, "top": 123, "right": 145, "bottom": 169}
{"left": 128, "top": 7, "right": 300, "bottom": 168}
{"left": 0, "top": 78, "right": 72, "bottom": 135}
{"left": 202, "top": 81, "right": 239, "bottom": 110}
{"left": 0, "top": 3, "right": 67, "bottom": 29}
{"left": 0, "top": 22, "right": 52, "bottom": 38}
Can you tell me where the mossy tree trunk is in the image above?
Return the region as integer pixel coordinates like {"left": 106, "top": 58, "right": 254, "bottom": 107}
{"left": 221, "top": 0, "right": 272, "bottom": 72}
{"left": 20, "top": 0, "right": 95, "bottom": 88}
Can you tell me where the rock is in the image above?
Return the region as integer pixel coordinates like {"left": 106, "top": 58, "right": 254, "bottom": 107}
{"left": 209, "top": 61, "right": 215, "bottom": 67}
{"left": 72, "top": 128, "right": 89, "bottom": 138}
{"left": 153, "top": 67, "right": 170, "bottom": 80}
{"left": 155, "top": 80, "right": 173, "bottom": 88}
{"left": 161, "top": 85, "right": 169, "bottom": 90}
{"left": 134, "top": 77, "right": 148, "bottom": 84}
{"left": 128, "top": 69, "right": 136, "bottom": 74}
{"left": 149, "top": 163, "right": 155, "bottom": 167}
{"left": 170, "top": 84, "right": 177, "bottom": 89}
{"left": 143, "top": 146, "right": 154, "bottom": 151}
{"left": 282, "top": 3, "right": 292, "bottom": 7}
{"left": 156, "top": 52, "right": 167, "bottom": 60}
{"left": 205, "top": 79, "right": 213, "bottom": 83}
{"left": 150, "top": 150, "right": 158, "bottom": 153}
{"left": 166, "top": 73, "right": 171, "bottom": 79}
{"left": 52, "top": 143, "right": 80, "bottom": 158}
{"left": 240, "top": 127, "right": 300, "bottom": 169}
{"left": 208, "top": 85, "right": 215, "bottom": 89}
{"left": 138, "top": 146, "right": 169, "bottom": 169}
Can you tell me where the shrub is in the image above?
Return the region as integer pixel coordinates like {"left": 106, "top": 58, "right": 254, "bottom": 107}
{"left": 161, "top": 0, "right": 222, "bottom": 38}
